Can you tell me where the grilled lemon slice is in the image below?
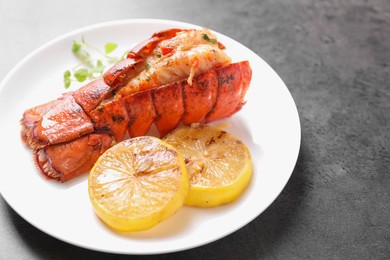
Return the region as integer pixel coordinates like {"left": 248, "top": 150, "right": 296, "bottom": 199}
{"left": 164, "top": 125, "right": 252, "bottom": 207}
{"left": 88, "top": 136, "right": 188, "bottom": 232}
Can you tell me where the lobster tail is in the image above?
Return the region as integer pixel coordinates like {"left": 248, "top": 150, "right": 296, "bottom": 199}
{"left": 20, "top": 28, "right": 252, "bottom": 182}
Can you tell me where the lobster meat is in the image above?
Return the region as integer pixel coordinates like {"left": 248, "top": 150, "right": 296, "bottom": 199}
{"left": 21, "top": 28, "right": 252, "bottom": 182}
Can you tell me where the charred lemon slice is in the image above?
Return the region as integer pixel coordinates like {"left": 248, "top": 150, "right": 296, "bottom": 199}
{"left": 164, "top": 125, "right": 252, "bottom": 207}
{"left": 88, "top": 136, "right": 188, "bottom": 232}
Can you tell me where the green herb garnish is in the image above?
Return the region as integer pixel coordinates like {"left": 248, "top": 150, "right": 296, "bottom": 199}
{"left": 74, "top": 68, "right": 89, "bottom": 82}
{"left": 64, "top": 37, "right": 126, "bottom": 88}
{"left": 202, "top": 34, "right": 217, "bottom": 44}
{"left": 104, "top": 43, "right": 118, "bottom": 54}
{"left": 63, "top": 70, "right": 71, "bottom": 89}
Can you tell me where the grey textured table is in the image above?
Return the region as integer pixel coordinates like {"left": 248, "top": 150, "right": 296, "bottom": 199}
{"left": 1, "top": 0, "right": 389, "bottom": 259}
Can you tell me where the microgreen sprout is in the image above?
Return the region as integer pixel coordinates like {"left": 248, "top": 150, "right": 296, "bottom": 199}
{"left": 64, "top": 37, "right": 127, "bottom": 89}
{"left": 202, "top": 34, "right": 217, "bottom": 44}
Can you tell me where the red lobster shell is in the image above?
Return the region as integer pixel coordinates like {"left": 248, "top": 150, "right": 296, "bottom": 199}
{"left": 21, "top": 29, "right": 252, "bottom": 182}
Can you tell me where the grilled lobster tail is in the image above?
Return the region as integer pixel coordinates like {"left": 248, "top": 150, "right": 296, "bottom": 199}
{"left": 21, "top": 28, "right": 252, "bottom": 182}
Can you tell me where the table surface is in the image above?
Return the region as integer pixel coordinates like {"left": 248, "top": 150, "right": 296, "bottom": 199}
{"left": 1, "top": 0, "right": 389, "bottom": 259}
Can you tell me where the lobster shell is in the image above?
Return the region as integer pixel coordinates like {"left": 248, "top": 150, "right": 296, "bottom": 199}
{"left": 21, "top": 29, "right": 252, "bottom": 182}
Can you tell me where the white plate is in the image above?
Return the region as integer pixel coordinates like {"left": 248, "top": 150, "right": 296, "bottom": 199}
{"left": 0, "top": 19, "right": 300, "bottom": 255}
